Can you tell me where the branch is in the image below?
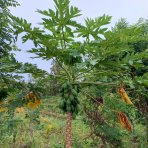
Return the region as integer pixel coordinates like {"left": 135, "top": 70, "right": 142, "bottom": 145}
{"left": 81, "top": 90, "right": 119, "bottom": 113}
{"left": 53, "top": 58, "right": 72, "bottom": 81}
{"left": 61, "top": 25, "right": 66, "bottom": 49}
{"left": 74, "top": 65, "right": 95, "bottom": 80}
{"left": 73, "top": 81, "right": 118, "bottom": 86}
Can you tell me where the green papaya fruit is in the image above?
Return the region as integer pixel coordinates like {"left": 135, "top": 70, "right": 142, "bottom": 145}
{"left": 64, "top": 88, "right": 68, "bottom": 94}
{"left": 74, "top": 105, "right": 79, "bottom": 114}
{"left": 71, "top": 99, "right": 78, "bottom": 106}
{"left": 59, "top": 100, "right": 65, "bottom": 108}
{"left": 72, "top": 89, "right": 78, "bottom": 97}
{"left": 62, "top": 83, "right": 67, "bottom": 89}
{"left": 66, "top": 81, "right": 71, "bottom": 87}
{"left": 71, "top": 105, "right": 75, "bottom": 112}
{"left": 72, "top": 112, "right": 77, "bottom": 119}
{"left": 74, "top": 85, "right": 78, "bottom": 91}
{"left": 75, "top": 98, "right": 80, "bottom": 104}
{"left": 60, "top": 92, "right": 65, "bottom": 97}
{"left": 66, "top": 106, "right": 71, "bottom": 112}
{"left": 64, "top": 93, "right": 69, "bottom": 99}
{"left": 66, "top": 99, "right": 72, "bottom": 106}
{"left": 69, "top": 95, "right": 74, "bottom": 101}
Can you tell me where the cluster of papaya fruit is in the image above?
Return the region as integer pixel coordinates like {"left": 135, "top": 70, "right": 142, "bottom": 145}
{"left": 59, "top": 81, "right": 80, "bottom": 118}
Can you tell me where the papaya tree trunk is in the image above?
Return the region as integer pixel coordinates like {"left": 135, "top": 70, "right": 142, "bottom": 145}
{"left": 146, "top": 116, "right": 148, "bottom": 142}
{"left": 66, "top": 112, "right": 72, "bottom": 148}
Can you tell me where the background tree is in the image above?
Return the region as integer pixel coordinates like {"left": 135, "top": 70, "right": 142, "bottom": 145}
{"left": 0, "top": 0, "right": 48, "bottom": 92}
{"left": 0, "top": 2, "right": 49, "bottom": 144}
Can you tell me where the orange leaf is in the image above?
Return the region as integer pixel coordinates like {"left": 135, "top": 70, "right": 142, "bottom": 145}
{"left": 27, "top": 99, "right": 42, "bottom": 109}
{"left": 117, "top": 111, "right": 132, "bottom": 132}
{"left": 117, "top": 112, "right": 125, "bottom": 128}
{"left": 118, "top": 87, "right": 133, "bottom": 105}
{"left": 0, "top": 107, "right": 6, "bottom": 112}
{"left": 16, "top": 107, "right": 25, "bottom": 113}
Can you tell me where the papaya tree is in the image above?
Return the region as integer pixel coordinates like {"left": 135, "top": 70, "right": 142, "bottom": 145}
{"left": 12, "top": 0, "right": 111, "bottom": 146}
{"left": 12, "top": 0, "right": 148, "bottom": 147}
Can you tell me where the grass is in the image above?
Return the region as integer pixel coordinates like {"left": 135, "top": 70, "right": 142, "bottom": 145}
{"left": 0, "top": 97, "right": 147, "bottom": 148}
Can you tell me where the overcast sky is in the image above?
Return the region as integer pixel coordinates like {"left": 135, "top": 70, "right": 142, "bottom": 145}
{"left": 10, "top": 0, "right": 148, "bottom": 73}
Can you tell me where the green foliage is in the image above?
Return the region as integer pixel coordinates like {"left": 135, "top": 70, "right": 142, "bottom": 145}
{"left": 0, "top": 0, "right": 48, "bottom": 95}
{"left": 76, "top": 14, "right": 111, "bottom": 41}
{"left": 0, "top": 89, "right": 8, "bottom": 101}
{"left": 0, "top": 0, "right": 19, "bottom": 57}
{"left": 3, "top": 0, "right": 148, "bottom": 146}
{"left": 0, "top": 0, "right": 23, "bottom": 94}
{"left": 0, "top": 0, "right": 20, "bottom": 75}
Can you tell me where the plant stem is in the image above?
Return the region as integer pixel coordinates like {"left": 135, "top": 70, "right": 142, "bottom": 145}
{"left": 52, "top": 58, "right": 72, "bottom": 81}
{"left": 74, "top": 81, "right": 118, "bottom": 86}
{"left": 61, "top": 25, "right": 66, "bottom": 49}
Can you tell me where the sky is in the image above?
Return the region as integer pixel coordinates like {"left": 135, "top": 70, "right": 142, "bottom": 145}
{"left": 10, "top": 0, "right": 148, "bottom": 74}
